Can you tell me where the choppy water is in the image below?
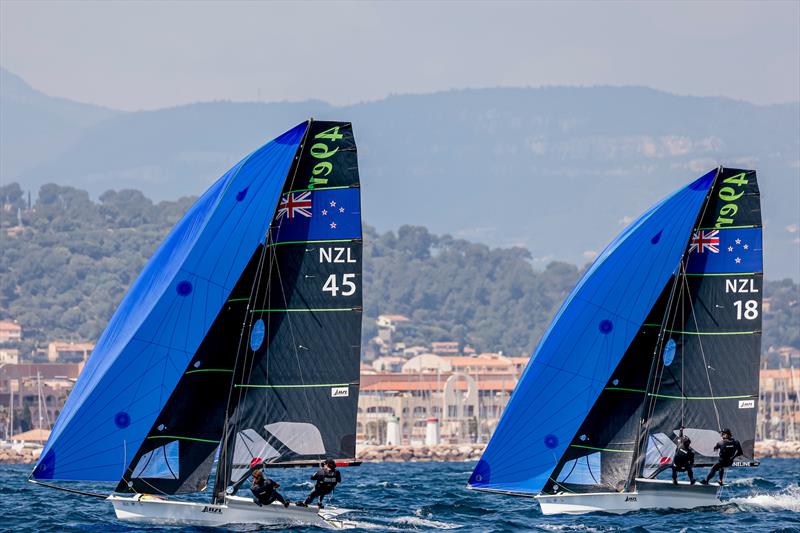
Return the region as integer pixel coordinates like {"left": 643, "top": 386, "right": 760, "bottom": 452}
{"left": 1, "top": 459, "right": 798, "bottom": 532}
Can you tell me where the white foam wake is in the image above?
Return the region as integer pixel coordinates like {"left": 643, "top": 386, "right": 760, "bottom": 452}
{"left": 728, "top": 484, "right": 800, "bottom": 512}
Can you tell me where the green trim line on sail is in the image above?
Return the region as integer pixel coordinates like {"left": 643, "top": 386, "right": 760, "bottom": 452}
{"left": 227, "top": 297, "right": 250, "bottom": 303}
{"left": 570, "top": 444, "right": 633, "bottom": 453}
{"left": 641, "top": 324, "right": 757, "bottom": 335}
{"left": 184, "top": 368, "right": 234, "bottom": 375}
{"left": 696, "top": 225, "right": 760, "bottom": 231}
{"left": 250, "top": 308, "right": 357, "bottom": 313}
{"left": 604, "top": 387, "right": 756, "bottom": 401}
{"left": 147, "top": 435, "right": 219, "bottom": 444}
{"left": 234, "top": 382, "right": 352, "bottom": 389}
{"left": 684, "top": 272, "right": 760, "bottom": 277}
{"left": 283, "top": 185, "right": 353, "bottom": 195}
{"left": 268, "top": 238, "right": 355, "bottom": 248}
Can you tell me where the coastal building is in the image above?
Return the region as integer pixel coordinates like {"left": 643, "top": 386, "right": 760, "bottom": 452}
{"left": 371, "top": 356, "right": 406, "bottom": 373}
{"left": 0, "top": 363, "right": 81, "bottom": 436}
{"left": 431, "top": 341, "right": 459, "bottom": 355}
{"left": 0, "top": 349, "right": 20, "bottom": 365}
{"left": 0, "top": 321, "right": 22, "bottom": 342}
{"left": 46, "top": 341, "right": 95, "bottom": 363}
{"left": 758, "top": 367, "right": 800, "bottom": 441}
{"left": 358, "top": 353, "right": 528, "bottom": 446}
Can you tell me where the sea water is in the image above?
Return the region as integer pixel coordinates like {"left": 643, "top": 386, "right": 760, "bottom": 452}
{"left": 1, "top": 459, "right": 798, "bottom": 532}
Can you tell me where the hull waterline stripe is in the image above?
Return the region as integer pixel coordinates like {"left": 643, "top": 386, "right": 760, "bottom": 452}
{"left": 570, "top": 444, "right": 633, "bottom": 453}
{"left": 235, "top": 382, "right": 352, "bottom": 389}
{"left": 147, "top": 435, "right": 219, "bottom": 444}
{"left": 605, "top": 387, "right": 756, "bottom": 400}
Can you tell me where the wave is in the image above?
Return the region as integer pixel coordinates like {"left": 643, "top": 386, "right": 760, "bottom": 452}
{"left": 726, "top": 476, "right": 780, "bottom": 490}
{"left": 728, "top": 484, "right": 800, "bottom": 512}
{"left": 536, "top": 525, "right": 606, "bottom": 532}
{"left": 390, "top": 515, "right": 461, "bottom": 529}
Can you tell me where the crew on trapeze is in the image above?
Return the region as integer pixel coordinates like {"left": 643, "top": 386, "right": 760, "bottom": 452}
{"left": 701, "top": 428, "right": 743, "bottom": 486}
{"left": 670, "top": 436, "right": 696, "bottom": 484}
{"left": 296, "top": 459, "right": 341, "bottom": 508}
{"left": 251, "top": 467, "right": 290, "bottom": 507}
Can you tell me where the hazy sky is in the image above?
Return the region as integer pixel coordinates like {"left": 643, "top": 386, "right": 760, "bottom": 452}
{"left": 1, "top": 1, "right": 798, "bottom": 111}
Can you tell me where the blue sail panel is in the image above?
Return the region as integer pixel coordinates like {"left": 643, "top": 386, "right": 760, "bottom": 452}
{"left": 468, "top": 170, "right": 716, "bottom": 495}
{"left": 32, "top": 122, "right": 308, "bottom": 482}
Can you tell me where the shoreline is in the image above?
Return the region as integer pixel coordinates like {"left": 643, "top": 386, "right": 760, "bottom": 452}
{"left": 2, "top": 440, "right": 798, "bottom": 465}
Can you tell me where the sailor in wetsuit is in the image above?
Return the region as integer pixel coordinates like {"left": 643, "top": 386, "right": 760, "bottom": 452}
{"left": 701, "top": 428, "right": 743, "bottom": 485}
{"left": 251, "top": 468, "right": 289, "bottom": 507}
{"left": 671, "top": 436, "right": 696, "bottom": 484}
{"left": 296, "top": 459, "right": 341, "bottom": 508}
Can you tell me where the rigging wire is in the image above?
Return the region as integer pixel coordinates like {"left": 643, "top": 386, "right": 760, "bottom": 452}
{"left": 685, "top": 270, "right": 723, "bottom": 430}
{"left": 217, "top": 121, "right": 313, "bottom": 500}
{"left": 631, "top": 167, "right": 722, "bottom": 484}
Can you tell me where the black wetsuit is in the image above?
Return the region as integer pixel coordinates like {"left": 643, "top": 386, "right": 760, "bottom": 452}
{"left": 302, "top": 466, "right": 341, "bottom": 506}
{"left": 705, "top": 437, "right": 743, "bottom": 483}
{"left": 251, "top": 476, "right": 288, "bottom": 506}
{"left": 671, "top": 445, "right": 695, "bottom": 483}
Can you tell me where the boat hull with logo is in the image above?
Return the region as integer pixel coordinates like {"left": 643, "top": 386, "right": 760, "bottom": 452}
{"left": 535, "top": 479, "right": 721, "bottom": 515}
{"left": 109, "top": 494, "right": 355, "bottom": 529}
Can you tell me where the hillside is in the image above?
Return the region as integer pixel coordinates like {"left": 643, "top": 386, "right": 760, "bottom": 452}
{"left": 1, "top": 68, "right": 798, "bottom": 279}
{"left": 1, "top": 183, "right": 797, "bottom": 357}
{"left": 0, "top": 67, "right": 120, "bottom": 179}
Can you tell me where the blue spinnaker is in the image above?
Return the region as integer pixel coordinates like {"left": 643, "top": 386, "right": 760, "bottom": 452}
{"left": 468, "top": 170, "right": 716, "bottom": 495}
{"left": 32, "top": 123, "right": 307, "bottom": 481}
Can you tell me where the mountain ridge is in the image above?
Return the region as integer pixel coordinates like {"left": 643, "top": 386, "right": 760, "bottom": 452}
{"left": 2, "top": 68, "right": 798, "bottom": 278}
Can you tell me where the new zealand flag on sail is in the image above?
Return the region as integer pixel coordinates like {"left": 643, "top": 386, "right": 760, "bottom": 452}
{"left": 271, "top": 188, "right": 361, "bottom": 243}
{"left": 685, "top": 227, "right": 762, "bottom": 274}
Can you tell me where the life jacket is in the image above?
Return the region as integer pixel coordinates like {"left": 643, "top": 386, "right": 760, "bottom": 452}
{"left": 718, "top": 439, "right": 740, "bottom": 461}
{"left": 316, "top": 467, "right": 339, "bottom": 488}
{"left": 673, "top": 447, "right": 694, "bottom": 467}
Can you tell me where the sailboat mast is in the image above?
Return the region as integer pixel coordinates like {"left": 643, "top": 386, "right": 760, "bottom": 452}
{"left": 8, "top": 379, "right": 13, "bottom": 438}
{"left": 626, "top": 168, "right": 722, "bottom": 487}
{"left": 213, "top": 120, "right": 314, "bottom": 503}
{"left": 37, "top": 371, "right": 44, "bottom": 430}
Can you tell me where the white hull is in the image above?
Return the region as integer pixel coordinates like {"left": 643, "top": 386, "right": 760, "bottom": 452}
{"left": 109, "top": 494, "right": 355, "bottom": 529}
{"left": 536, "top": 478, "right": 722, "bottom": 515}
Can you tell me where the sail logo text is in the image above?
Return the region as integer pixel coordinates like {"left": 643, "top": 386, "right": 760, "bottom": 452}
{"left": 625, "top": 496, "right": 637, "bottom": 502}
{"left": 714, "top": 172, "right": 748, "bottom": 229}
{"left": 319, "top": 247, "right": 357, "bottom": 263}
{"left": 331, "top": 386, "right": 349, "bottom": 398}
{"left": 201, "top": 506, "right": 222, "bottom": 514}
{"left": 738, "top": 399, "right": 755, "bottom": 409}
{"left": 725, "top": 279, "right": 759, "bottom": 293}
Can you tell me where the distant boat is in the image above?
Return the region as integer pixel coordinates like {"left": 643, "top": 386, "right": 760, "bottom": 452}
{"left": 29, "top": 120, "right": 363, "bottom": 529}
{"left": 468, "top": 168, "right": 763, "bottom": 515}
